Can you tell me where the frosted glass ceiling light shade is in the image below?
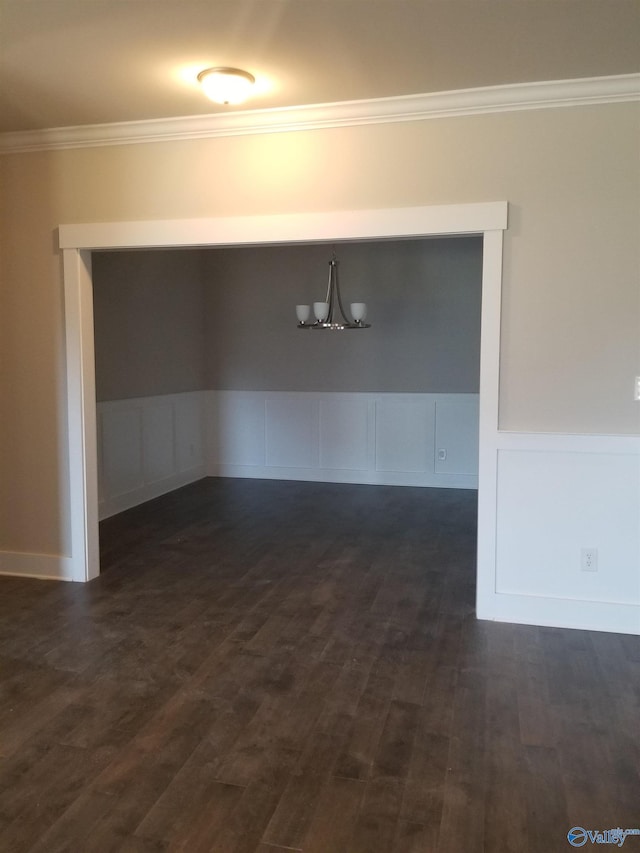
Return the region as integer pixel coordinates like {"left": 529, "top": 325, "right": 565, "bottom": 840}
{"left": 297, "top": 255, "right": 371, "bottom": 330}
{"left": 197, "top": 67, "right": 256, "bottom": 105}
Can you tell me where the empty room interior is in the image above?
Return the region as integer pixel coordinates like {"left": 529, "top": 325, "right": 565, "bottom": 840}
{"left": 0, "top": 1, "right": 639, "bottom": 851}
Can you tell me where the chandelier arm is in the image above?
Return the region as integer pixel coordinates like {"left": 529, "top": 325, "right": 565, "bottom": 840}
{"left": 333, "top": 260, "right": 350, "bottom": 324}
{"left": 326, "top": 259, "right": 336, "bottom": 323}
{"left": 325, "top": 263, "right": 333, "bottom": 305}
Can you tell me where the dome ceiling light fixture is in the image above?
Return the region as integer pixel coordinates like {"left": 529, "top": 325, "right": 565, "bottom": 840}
{"left": 197, "top": 67, "right": 256, "bottom": 105}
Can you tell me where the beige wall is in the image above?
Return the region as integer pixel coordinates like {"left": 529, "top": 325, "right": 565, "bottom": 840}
{"left": 0, "top": 102, "right": 639, "bottom": 556}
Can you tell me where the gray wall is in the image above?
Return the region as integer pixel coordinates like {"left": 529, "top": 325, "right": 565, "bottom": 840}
{"left": 204, "top": 237, "right": 482, "bottom": 393}
{"left": 92, "top": 249, "right": 207, "bottom": 401}
{"left": 92, "top": 237, "right": 481, "bottom": 400}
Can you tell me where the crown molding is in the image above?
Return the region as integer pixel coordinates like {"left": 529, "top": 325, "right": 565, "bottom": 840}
{"left": 1, "top": 73, "right": 638, "bottom": 154}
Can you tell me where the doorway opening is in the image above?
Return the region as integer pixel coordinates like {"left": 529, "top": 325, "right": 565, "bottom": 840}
{"left": 92, "top": 236, "right": 483, "bottom": 520}
{"left": 59, "top": 203, "right": 507, "bottom": 619}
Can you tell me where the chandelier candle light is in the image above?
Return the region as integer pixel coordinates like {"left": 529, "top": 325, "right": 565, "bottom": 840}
{"left": 296, "top": 255, "right": 370, "bottom": 330}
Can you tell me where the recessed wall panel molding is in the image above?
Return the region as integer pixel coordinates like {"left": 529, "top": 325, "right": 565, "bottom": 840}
{"left": 97, "top": 391, "right": 206, "bottom": 519}
{"left": 101, "top": 408, "right": 144, "bottom": 498}
{"left": 319, "top": 398, "right": 370, "bottom": 471}
{"left": 175, "top": 393, "right": 206, "bottom": 473}
{"left": 496, "top": 446, "right": 640, "bottom": 604}
{"left": 486, "top": 431, "right": 640, "bottom": 635}
{"left": 207, "top": 390, "right": 478, "bottom": 489}
{"left": 143, "top": 403, "right": 175, "bottom": 484}
{"left": 375, "top": 398, "right": 434, "bottom": 474}
{"left": 98, "top": 390, "right": 479, "bottom": 520}
{"left": 435, "top": 397, "right": 480, "bottom": 474}
{"left": 207, "top": 391, "right": 266, "bottom": 467}
{"left": 265, "top": 395, "right": 319, "bottom": 469}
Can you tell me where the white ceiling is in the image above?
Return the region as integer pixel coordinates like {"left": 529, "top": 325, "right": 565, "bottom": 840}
{"left": 1, "top": 0, "right": 639, "bottom": 134}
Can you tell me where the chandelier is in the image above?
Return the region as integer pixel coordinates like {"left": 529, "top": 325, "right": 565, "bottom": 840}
{"left": 296, "top": 255, "right": 370, "bottom": 330}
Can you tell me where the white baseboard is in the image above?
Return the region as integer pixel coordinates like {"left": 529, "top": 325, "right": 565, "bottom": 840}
{"left": 0, "top": 551, "right": 75, "bottom": 581}
{"left": 99, "top": 465, "right": 206, "bottom": 520}
{"left": 478, "top": 592, "right": 640, "bottom": 636}
{"left": 207, "top": 463, "right": 477, "bottom": 490}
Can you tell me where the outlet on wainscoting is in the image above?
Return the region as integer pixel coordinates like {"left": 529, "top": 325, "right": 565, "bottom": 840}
{"left": 581, "top": 548, "right": 598, "bottom": 572}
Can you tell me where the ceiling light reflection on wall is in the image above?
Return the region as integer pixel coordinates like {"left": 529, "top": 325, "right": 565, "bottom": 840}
{"left": 197, "top": 67, "right": 256, "bottom": 105}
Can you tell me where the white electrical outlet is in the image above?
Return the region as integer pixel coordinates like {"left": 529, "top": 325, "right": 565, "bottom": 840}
{"left": 635, "top": 376, "right": 640, "bottom": 401}
{"left": 437, "top": 448, "right": 447, "bottom": 461}
{"left": 581, "top": 548, "right": 598, "bottom": 572}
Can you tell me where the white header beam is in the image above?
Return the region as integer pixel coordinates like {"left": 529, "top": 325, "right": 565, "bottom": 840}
{"left": 59, "top": 202, "right": 508, "bottom": 251}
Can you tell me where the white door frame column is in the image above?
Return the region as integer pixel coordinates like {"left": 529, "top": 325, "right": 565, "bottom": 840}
{"left": 59, "top": 201, "right": 508, "bottom": 620}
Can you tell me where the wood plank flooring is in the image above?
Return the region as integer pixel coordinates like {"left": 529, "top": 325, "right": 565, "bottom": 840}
{"left": 1, "top": 477, "right": 639, "bottom": 852}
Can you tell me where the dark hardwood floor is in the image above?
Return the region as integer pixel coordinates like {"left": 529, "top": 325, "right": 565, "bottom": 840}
{"left": 1, "top": 477, "right": 639, "bottom": 852}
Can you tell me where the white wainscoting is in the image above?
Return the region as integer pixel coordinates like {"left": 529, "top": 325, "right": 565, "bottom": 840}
{"left": 97, "top": 391, "right": 207, "bottom": 519}
{"left": 477, "top": 431, "right": 640, "bottom": 635}
{"left": 94, "top": 390, "right": 478, "bottom": 521}
{"left": 207, "top": 391, "right": 479, "bottom": 488}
